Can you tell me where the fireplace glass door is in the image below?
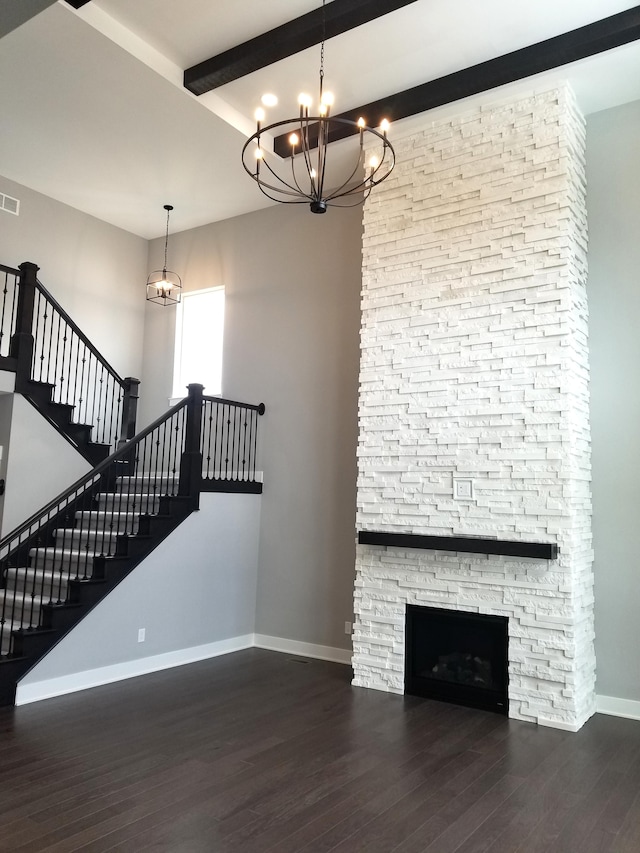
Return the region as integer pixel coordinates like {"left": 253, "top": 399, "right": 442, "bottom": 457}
{"left": 405, "top": 604, "right": 509, "bottom": 714}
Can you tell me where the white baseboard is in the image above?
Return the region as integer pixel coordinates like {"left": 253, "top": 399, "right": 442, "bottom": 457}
{"left": 596, "top": 694, "right": 640, "bottom": 721}
{"left": 253, "top": 634, "right": 352, "bottom": 666}
{"left": 15, "top": 634, "right": 255, "bottom": 705}
{"left": 15, "top": 634, "right": 352, "bottom": 705}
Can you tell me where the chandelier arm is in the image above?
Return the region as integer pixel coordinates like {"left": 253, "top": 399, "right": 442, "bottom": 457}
{"left": 300, "top": 116, "right": 319, "bottom": 197}
{"left": 255, "top": 176, "right": 313, "bottom": 200}
{"left": 327, "top": 164, "right": 378, "bottom": 199}
{"left": 290, "top": 155, "right": 311, "bottom": 198}
{"left": 253, "top": 182, "right": 313, "bottom": 204}
{"left": 315, "top": 120, "right": 325, "bottom": 200}
{"left": 328, "top": 191, "right": 374, "bottom": 209}
{"left": 369, "top": 146, "right": 396, "bottom": 186}
{"left": 324, "top": 147, "right": 367, "bottom": 200}
{"left": 254, "top": 155, "right": 313, "bottom": 198}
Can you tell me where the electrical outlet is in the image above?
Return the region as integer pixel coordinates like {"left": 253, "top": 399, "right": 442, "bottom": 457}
{"left": 344, "top": 621, "right": 352, "bottom": 635}
{"left": 137, "top": 628, "right": 146, "bottom": 643}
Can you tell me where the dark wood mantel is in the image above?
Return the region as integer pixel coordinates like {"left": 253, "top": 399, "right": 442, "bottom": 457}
{"left": 358, "top": 530, "right": 558, "bottom": 560}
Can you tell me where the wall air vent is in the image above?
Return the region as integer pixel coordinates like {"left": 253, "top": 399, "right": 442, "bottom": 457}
{"left": 0, "top": 193, "right": 19, "bottom": 215}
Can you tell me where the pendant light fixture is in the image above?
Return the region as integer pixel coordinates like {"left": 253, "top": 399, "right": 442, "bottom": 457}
{"left": 241, "top": 0, "right": 395, "bottom": 213}
{"left": 146, "top": 204, "right": 182, "bottom": 306}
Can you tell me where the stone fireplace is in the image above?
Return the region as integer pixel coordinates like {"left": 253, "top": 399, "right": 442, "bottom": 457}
{"left": 352, "top": 85, "right": 596, "bottom": 732}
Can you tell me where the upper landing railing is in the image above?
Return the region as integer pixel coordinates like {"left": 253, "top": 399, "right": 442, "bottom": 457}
{"left": 0, "top": 261, "right": 139, "bottom": 452}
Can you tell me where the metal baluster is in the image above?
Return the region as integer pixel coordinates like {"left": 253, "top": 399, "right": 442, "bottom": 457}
{"left": 9, "top": 274, "right": 18, "bottom": 356}
{"left": 203, "top": 400, "right": 213, "bottom": 480}
{"left": 93, "top": 361, "right": 103, "bottom": 444}
{"left": 0, "top": 273, "right": 9, "bottom": 357}
{"left": 242, "top": 407, "right": 249, "bottom": 481}
{"left": 59, "top": 318, "right": 69, "bottom": 407}
{"left": 70, "top": 335, "right": 81, "bottom": 420}
{"left": 224, "top": 403, "right": 231, "bottom": 480}
{"left": 77, "top": 341, "right": 87, "bottom": 426}
{"left": 167, "top": 409, "right": 178, "bottom": 497}
{"left": 51, "top": 310, "right": 62, "bottom": 400}
{"left": 231, "top": 405, "right": 238, "bottom": 480}
{"left": 159, "top": 415, "right": 169, "bottom": 504}
{"left": 88, "top": 355, "right": 98, "bottom": 438}
{"left": 30, "top": 289, "right": 39, "bottom": 379}
{"left": 251, "top": 409, "right": 258, "bottom": 483}
{"left": 213, "top": 401, "right": 220, "bottom": 481}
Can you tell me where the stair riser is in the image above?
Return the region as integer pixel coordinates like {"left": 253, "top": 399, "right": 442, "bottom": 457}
{"left": 27, "top": 552, "right": 95, "bottom": 575}
{"left": 53, "top": 531, "right": 120, "bottom": 552}
{"left": 97, "top": 496, "right": 161, "bottom": 514}
{"left": 2, "top": 592, "right": 46, "bottom": 623}
{"left": 4, "top": 570, "right": 69, "bottom": 601}
{"left": 74, "top": 513, "right": 140, "bottom": 534}
{"left": 115, "top": 477, "right": 179, "bottom": 494}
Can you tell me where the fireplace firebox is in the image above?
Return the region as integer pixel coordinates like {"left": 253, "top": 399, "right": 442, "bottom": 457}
{"left": 405, "top": 605, "right": 509, "bottom": 715}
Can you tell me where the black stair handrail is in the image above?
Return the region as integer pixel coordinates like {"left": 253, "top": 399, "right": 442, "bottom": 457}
{"left": 8, "top": 261, "right": 140, "bottom": 451}
{"left": 34, "top": 279, "right": 124, "bottom": 385}
{"left": 0, "top": 384, "right": 265, "bottom": 659}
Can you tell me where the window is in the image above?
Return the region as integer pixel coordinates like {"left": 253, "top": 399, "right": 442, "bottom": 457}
{"left": 172, "top": 287, "right": 225, "bottom": 400}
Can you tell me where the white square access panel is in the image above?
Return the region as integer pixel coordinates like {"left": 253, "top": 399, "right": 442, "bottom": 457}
{"left": 453, "top": 477, "right": 474, "bottom": 501}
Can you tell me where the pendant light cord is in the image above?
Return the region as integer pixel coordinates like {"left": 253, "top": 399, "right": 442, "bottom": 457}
{"left": 163, "top": 208, "right": 170, "bottom": 271}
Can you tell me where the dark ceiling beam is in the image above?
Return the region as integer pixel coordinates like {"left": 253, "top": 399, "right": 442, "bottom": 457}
{"left": 184, "top": 0, "right": 420, "bottom": 96}
{"left": 274, "top": 5, "right": 640, "bottom": 156}
{"left": 65, "top": 1, "right": 93, "bottom": 7}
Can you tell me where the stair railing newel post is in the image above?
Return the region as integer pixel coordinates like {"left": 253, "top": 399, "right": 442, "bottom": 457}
{"left": 179, "top": 383, "right": 204, "bottom": 509}
{"left": 117, "top": 377, "right": 141, "bottom": 449}
{"left": 9, "top": 261, "right": 39, "bottom": 389}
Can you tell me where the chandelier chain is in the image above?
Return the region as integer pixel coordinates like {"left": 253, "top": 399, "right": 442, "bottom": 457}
{"left": 319, "top": 0, "right": 326, "bottom": 88}
{"left": 163, "top": 207, "right": 170, "bottom": 270}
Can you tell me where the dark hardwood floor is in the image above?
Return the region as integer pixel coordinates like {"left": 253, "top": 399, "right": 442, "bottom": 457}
{"left": 0, "top": 649, "right": 639, "bottom": 852}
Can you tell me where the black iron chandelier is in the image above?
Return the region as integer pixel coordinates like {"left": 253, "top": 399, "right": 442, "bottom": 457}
{"left": 241, "top": 0, "right": 395, "bottom": 214}
{"left": 146, "top": 204, "right": 182, "bottom": 306}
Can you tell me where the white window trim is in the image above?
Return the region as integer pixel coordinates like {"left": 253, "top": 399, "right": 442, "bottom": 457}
{"left": 170, "top": 285, "right": 224, "bottom": 404}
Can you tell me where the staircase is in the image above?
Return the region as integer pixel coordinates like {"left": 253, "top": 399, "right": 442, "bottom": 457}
{"left": 0, "top": 473, "right": 192, "bottom": 703}
{"left": 0, "top": 260, "right": 266, "bottom": 706}
{"left": 0, "top": 385, "right": 265, "bottom": 706}
{"left": 18, "top": 378, "right": 112, "bottom": 466}
{"left": 0, "top": 261, "right": 139, "bottom": 463}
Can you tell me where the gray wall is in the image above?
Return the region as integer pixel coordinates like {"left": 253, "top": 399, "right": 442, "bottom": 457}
{"left": 0, "top": 394, "right": 91, "bottom": 535}
{"left": 0, "top": 174, "right": 147, "bottom": 380}
{"left": 18, "top": 492, "right": 261, "bottom": 697}
{"left": 141, "top": 203, "right": 363, "bottom": 652}
{"left": 0, "top": 174, "right": 148, "bottom": 534}
{"left": 587, "top": 99, "right": 640, "bottom": 703}
{"left": 0, "top": 0, "right": 55, "bottom": 39}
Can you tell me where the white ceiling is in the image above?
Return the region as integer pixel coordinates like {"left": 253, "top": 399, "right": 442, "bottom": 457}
{"left": 1, "top": 0, "right": 639, "bottom": 239}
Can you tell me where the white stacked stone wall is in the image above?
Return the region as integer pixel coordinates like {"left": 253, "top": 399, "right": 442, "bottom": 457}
{"left": 352, "top": 86, "right": 595, "bottom": 730}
